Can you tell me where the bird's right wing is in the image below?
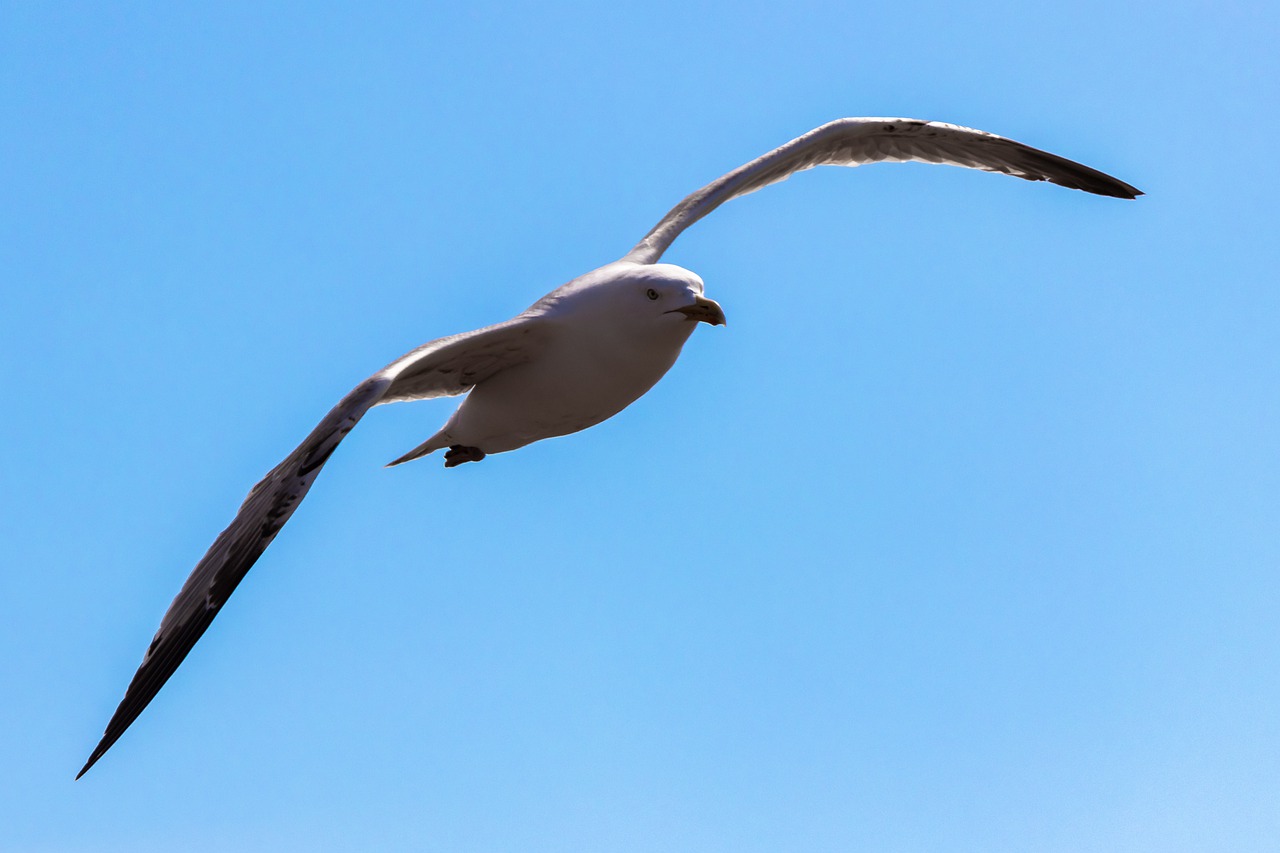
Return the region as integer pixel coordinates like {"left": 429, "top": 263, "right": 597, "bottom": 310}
{"left": 622, "top": 117, "right": 1142, "bottom": 265}
{"left": 78, "top": 314, "right": 549, "bottom": 779}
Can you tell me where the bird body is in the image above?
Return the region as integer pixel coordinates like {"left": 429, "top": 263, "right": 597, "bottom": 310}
{"left": 78, "top": 117, "right": 1140, "bottom": 778}
{"left": 392, "top": 263, "right": 714, "bottom": 463}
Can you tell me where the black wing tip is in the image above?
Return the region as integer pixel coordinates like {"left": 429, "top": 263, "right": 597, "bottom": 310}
{"left": 74, "top": 617, "right": 214, "bottom": 781}
{"left": 1054, "top": 172, "right": 1142, "bottom": 200}
{"left": 76, "top": 746, "right": 105, "bottom": 780}
{"left": 1048, "top": 162, "right": 1142, "bottom": 200}
{"left": 77, "top": 718, "right": 132, "bottom": 779}
{"left": 1098, "top": 182, "right": 1143, "bottom": 200}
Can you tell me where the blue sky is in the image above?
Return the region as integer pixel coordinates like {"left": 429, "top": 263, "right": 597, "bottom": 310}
{"left": 3, "top": 2, "right": 1278, "bottom": 850}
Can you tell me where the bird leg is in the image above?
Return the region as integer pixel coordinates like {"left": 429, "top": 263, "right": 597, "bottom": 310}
{"left": 444, "top": 445, "right": 486, "bottom": 467}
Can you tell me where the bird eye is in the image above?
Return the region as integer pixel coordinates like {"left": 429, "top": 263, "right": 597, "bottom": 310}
{"left": 646, "top": 288, "right": 660, "bottom": 300}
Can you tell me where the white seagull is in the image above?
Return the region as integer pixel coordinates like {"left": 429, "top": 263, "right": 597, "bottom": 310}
{"left": 78, "top": 117, "right": 1141, "bottom": 778}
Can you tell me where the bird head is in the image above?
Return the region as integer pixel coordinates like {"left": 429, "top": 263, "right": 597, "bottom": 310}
{"left": 543, "top": 262, "right": 724, "bottom": 327}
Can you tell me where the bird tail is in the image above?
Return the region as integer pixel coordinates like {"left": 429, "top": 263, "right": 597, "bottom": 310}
{"left": 385, "top": 435, "right": 446, "bottom": 467}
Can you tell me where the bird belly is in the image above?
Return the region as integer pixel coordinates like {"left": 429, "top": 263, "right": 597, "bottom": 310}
{"left": 438, "top": 331, "right": 688, "bottom": 454}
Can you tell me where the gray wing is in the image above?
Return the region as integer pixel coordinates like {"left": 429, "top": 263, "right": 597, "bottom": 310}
{"left": 78, "top": 315, "right": 548, "bottom": 779}
{"left": 622, "top": 117, "right": 1142, "bottom": 265}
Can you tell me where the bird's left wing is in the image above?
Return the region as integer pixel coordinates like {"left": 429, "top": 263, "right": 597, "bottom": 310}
{"left": 78, "top": 314, "right": 549, "bottom": 779}
{"left": 622, "top": 117, "right": 1142, "bottom": 265}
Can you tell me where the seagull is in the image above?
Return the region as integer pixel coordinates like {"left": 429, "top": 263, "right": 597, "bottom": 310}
{"left": 78, "top": 117, "right": 1141, "bottom": 778}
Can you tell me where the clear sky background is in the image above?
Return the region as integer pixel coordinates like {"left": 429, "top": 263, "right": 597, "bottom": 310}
{"left": 3, "top": 2, "right": 1278, "bottom": 851}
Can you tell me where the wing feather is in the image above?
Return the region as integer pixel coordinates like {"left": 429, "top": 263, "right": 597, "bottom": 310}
{"left": 623, "top": 117, "right": 1141, "bottom": 265}
{"left": 78, "top": 316, "right": 548, "bottom": 778}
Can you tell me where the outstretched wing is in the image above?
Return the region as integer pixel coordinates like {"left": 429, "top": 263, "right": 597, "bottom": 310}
{"left": 78, "top": 315, "right": 548, "bottom": 779}
{"left": 622, "top": 117, "right": 1142, "bottom": 265}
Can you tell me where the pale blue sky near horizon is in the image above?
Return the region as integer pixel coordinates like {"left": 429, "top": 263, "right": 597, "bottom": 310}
{"left": 3, "top": 2, "right": 1279, "bottom": 851}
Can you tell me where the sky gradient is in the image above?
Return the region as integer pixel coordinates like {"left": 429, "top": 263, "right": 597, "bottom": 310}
{"left": 3, "top": 2, "right": 1279, "bottom": 851}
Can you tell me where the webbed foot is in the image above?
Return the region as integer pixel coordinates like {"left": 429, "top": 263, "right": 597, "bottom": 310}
{"left": 444, "top": 445, "right": 486, "bottom": 467}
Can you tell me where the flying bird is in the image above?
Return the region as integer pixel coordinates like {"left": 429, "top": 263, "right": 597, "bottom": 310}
{"left": 78, "top": 117, "right": 1141, "bottom": 778}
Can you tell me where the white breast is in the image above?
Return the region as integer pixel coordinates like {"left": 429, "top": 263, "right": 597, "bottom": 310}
{"left": 434, "top": 315, "right": 697, "bottom": 454}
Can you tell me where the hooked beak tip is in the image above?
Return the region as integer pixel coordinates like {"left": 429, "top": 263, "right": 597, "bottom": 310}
{"left": 672, "top": 296, "right": 726, "bottom": 327}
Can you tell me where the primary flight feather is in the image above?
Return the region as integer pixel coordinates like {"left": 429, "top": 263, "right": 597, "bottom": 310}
{"left": 78, "top": 117, "right": 1140, "bottom": 778}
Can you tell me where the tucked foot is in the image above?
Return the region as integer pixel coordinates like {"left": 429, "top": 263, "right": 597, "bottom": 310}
{"left": 444, "top": 445, "right": 486, "bottom": 468}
